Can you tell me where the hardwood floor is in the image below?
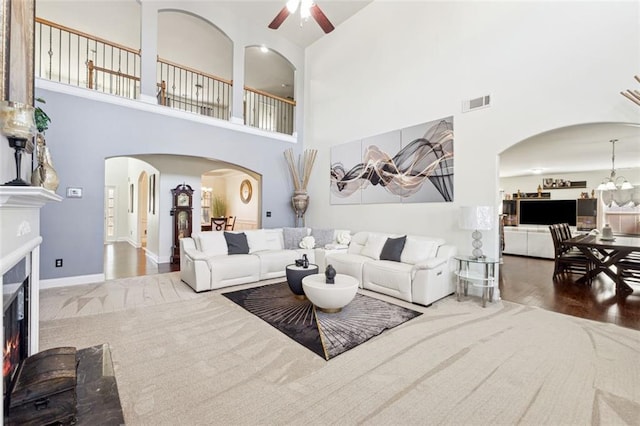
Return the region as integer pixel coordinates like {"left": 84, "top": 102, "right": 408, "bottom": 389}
{"left": 500, "top": 255, "right": 640, "bottom": 330}
{"left": 103, "top": 242, "right": 178, "bottom": 281}
{"left": 103, "top": 243, "right": 639, "bottom": 331}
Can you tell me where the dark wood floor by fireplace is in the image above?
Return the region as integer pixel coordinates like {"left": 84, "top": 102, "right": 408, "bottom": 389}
{"left": 103, "top": 243, "right": 639, "bottom": 330}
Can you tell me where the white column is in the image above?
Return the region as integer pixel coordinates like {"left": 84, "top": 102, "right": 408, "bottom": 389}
{"left": 139, "top": 1, "right": 159, "bottom": 104}
{"left": 230, "top": 43, "right": 245, "bottom": 124}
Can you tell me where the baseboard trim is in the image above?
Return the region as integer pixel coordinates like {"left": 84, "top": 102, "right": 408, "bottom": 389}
{"left": 40, "top": 273, "right": 105, "bottom": 289}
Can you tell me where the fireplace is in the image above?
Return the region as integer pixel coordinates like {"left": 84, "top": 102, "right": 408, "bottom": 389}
{"left": 3, "top": 262, "right": 29, "bottom": 413}
{"left": 0, "top": 187, "right": 63, "bottom": 420}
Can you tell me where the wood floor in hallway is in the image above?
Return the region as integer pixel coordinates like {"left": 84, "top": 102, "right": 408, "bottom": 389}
{"left": 103, "top": 243, "right": 639, "bottom": 330}
{"left": 103, "top": 242, "right": 178, "bottom": 281}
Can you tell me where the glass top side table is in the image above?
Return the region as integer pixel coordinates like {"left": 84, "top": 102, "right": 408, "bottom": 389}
{"left": 454, "top": 255, "right": 499, "bottom": 307}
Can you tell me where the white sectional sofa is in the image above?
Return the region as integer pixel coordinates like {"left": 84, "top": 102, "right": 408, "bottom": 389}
{"left": 179, "top": 228, "right": 349, "bottom": 292}
{"left": 325, "top": 231, "right": 458, "bottom": 306}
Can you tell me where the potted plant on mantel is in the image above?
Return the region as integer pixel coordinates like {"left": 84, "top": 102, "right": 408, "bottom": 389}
{"left": 31, "top": 98, "right": 59, "bottom": 191}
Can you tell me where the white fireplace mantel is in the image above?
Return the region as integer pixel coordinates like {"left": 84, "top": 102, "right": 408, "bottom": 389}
{"left": 0, "top": 186, "right": 63, "bottom": 210}
{"left": 1, "top": 186, "right": 62, "bottom": 362}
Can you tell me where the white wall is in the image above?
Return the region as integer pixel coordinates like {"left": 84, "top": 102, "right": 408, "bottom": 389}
{"left": 304, "top": 1, "right": 640, "bottom": 267}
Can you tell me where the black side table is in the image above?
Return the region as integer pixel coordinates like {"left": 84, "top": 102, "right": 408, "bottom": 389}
{"left": 286, "top": 264, "right": 319, "bottom": 298}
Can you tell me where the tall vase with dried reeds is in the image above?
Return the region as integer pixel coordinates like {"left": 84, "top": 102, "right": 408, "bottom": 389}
{"left": 284, "top": 148, "right": 317, "bottom": 227}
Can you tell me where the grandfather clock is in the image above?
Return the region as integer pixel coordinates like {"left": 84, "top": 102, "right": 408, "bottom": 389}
{"left": 170, "top": 183, "right": 194, "bottom": 264}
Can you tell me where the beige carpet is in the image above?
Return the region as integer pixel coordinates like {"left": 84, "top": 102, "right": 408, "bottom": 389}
{"left": 40, "top": 273, "right": 640, "bottom": 425}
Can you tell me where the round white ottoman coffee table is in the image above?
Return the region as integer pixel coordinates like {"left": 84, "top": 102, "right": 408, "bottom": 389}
{"left": 302, "top": 273, "right": 359, "bottom": 313}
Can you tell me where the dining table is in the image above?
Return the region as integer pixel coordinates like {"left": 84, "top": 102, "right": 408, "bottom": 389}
{"left": 565, "top": 234, "right": 640, "bottom": 295}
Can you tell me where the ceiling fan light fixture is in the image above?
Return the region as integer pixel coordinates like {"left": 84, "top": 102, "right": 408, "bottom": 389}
{"left": 286, "top": 0, "right": 299, "bottom": 13}
{"left": 300, "top": 0, "right": 313, "bottom": 19}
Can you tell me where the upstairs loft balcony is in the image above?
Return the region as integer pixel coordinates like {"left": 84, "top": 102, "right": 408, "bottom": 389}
{"left": 35, "top": 17, "right": 296, "bottom": 136}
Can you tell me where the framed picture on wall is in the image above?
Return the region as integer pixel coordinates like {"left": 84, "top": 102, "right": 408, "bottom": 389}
{"left": 151, "top": 174, "right": 156, "bottom": 214}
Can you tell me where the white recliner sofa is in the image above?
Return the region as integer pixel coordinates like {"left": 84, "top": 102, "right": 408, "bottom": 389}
{"left": 325, "top": 231, "right": 457, "bottom": 306}
{"left": 179, "top": 228, "right": 350, "bottom": 292}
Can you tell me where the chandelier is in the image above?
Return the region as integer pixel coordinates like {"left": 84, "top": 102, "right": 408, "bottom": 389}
{"left": 597, "top": 139, "right": 633, "bottom": 191}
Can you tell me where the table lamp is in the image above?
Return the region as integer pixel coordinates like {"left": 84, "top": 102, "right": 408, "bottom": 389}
{"left": 459, "top": 206, "right": 494, "bottom": 259}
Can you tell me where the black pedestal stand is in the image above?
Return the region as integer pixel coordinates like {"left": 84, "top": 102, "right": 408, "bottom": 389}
{"left": 4, "top": 137, "right": 32, "bottom": 186}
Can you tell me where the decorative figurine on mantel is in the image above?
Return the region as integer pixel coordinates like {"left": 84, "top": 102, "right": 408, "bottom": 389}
{"left": 31, "top": 98, "right": 59, "bottom": 191}
{"left": 325, "top": 264, "right": 336, "bottom": 284}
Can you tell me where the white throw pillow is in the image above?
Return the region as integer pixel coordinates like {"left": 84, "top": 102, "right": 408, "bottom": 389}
{"left": 401, "top": 237, "right": 438, "bottom": 265}
{"left": 299, "top": 235, "right": 316, "bottom": 249}
{"left": 335, "top": 230, "right": 352, "bottom": 245}
{"left": 245, "top": 230, "right": 270, "bottom": 253}
{"left": 197, "top": 232, "right": 228, "bottom": 256}
{"left": 264, "top": 229, "right": 284, "bottom": 250}
{"left": 360, "top": 234, "right": 386, "bottom": 260}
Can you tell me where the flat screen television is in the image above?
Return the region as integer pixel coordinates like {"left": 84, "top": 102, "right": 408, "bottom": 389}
{"left": 519, "top": 199, "right": 577, "bottom": 226}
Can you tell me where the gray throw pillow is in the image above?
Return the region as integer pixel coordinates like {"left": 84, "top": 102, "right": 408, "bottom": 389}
{"left": 224, "top": 232, "right": 249, "bottom": 255}
{"left": 283, "top": 227, "right": 308, "bottom": 250}
{"left": 311, "top": 228, "right": 335, "bottom": 248}
{"left": 380, "top": 236, "right": 407, "bottom": 262}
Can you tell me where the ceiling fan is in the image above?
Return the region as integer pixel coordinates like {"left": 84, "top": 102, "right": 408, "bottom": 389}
{"left": 268, "top": 0, "right": 335, "bottom": 34}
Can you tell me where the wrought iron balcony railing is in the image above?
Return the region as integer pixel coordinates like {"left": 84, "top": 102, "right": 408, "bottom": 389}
{"left": 34, "top": 17, "right": 295, "bottom": 135}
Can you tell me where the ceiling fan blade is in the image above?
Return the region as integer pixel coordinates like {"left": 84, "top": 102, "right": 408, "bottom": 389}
{"left": 268, "top": 6, "right": 291, "bottom": 30}
{"left": 309, "top": 4, "right": 335, "bottom": 33}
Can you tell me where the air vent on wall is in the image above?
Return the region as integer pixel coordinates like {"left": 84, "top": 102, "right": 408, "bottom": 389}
{"left": 462, "top": 94, "right": 491, "bottom": 113}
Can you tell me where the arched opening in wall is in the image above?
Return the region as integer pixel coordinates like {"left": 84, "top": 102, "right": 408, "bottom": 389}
{"left": 499, "top": 122, "right": 640, "bottom": 233}
{"left": 157, "top": 10, "right": 233, "bottom": 119}
{"left": 103, "top": 154, "right": 260, "bottom": 280}
{"left": 497, "top": 122, "right": 640, "bottom": 321}
{"left": 201, "top": 169, "right": 261, "bottom": 232}
{"left": 104, "top": 156, "right": 162, "bottom": 281}
{"left": 244, "top": 46, "right": 296, "bottom": 134}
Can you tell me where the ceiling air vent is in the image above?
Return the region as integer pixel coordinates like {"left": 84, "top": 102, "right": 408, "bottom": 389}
{"left": 462, "top": 94, "right": 491, "bottom": 113}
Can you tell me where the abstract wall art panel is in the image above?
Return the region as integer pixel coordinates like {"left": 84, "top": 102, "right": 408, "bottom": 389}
{"left": 330, "top": 116, "right": 454, "bottom": 205}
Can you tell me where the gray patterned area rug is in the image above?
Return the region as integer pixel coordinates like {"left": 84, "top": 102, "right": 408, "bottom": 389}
{"left": 222, "top": 282, "right": 422, "bottom": 360}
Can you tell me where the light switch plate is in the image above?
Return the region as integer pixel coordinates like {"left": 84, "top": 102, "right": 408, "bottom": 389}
{"left": 66, "top": 187, "right": 83, "bottom": 198}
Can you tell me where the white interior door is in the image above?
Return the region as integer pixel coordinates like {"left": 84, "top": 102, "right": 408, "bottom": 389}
{"left": 105, "top": 186, "right": 116, "bottom": 242}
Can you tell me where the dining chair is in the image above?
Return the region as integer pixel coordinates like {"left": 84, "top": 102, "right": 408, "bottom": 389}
{"left": 617, "top": 252, "right": 640, "bottom": 287}
{"left": 225, "top": 216, "right": 236, "bottom": 231}
{"left": 549, "top": 224, "right": 593, "bottom": 281}
{"left": 211, "top": 217, "right": 227, "bottom": 231}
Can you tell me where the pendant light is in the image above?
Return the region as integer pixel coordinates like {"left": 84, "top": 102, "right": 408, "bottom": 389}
{"left": 597, "top": 139, "right": 634, "bottom": 191}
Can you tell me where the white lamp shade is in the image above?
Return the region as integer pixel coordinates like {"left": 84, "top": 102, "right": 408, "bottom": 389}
{"left": 604, "top": 181, "right": 617, "bottom": 191}
{"left": 596, "top": 181, "right": 608, "bottom": 191}
{"left": 620, "top": 180, "right": 634, "bottom": 190}
{"left": 459, "top": 206, "right": 494, "bottom": 231}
